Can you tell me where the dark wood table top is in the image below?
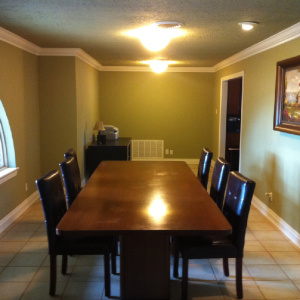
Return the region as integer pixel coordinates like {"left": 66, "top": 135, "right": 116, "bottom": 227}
{"left": 56, "top": 161, "right": 232, "bottom": 236}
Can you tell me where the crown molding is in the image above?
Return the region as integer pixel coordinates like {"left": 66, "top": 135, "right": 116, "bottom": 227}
{"left": 1, "top": 22, "right": 299, "bottom": 73}
{"left": 40, "top": 48, "right": 82, "bottom": 56}
{"left": 102, "top": 66, "right": 150, "bottom": 72}
{"left": 0, "top": 26, "right": 40, "bottom": 55}
{"left": 101, "top": 66, "right": 215, "bottom": 72}
{"left": 167, "top": 66, "right": 214, "bottom": 73}
{"left": 39, "top": 48, "right": 103, "bottom": 70}
{"left": 213, "top": 22, "right": 300, "bottom": 71}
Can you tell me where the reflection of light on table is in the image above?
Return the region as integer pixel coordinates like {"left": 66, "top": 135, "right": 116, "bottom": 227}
{"left": 148, "top": 197, "right": 167, "bottom": 220}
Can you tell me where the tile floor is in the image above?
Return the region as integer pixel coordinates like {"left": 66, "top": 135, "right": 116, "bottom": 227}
{"left": 1, "top": 165, "right": 300, "bottom": 299}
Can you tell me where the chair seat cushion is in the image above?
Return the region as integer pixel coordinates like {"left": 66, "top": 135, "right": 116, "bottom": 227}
{"left": 177, "top": 235, "right": 237, "bottom": 259}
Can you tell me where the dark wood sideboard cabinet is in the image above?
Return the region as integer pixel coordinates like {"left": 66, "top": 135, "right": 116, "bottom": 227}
{"left": 86, "top": 137, "right": 131, "bottom": 177}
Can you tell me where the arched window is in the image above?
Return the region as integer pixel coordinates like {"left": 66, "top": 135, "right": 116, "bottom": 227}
{"left": 0, "top": 120, "right": 8, "bottom": 169}
{"left": 0, "top": 100, "right": 18, "bottom": 184}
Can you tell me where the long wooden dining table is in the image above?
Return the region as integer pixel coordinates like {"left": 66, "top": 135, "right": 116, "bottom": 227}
{"left": 56, "top": 161, "right": 232, "bottom": 300}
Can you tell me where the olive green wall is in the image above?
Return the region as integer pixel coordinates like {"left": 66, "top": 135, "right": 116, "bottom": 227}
{"left": 0, "top": 41, "right": 40, "bottom": 220}
{"left": 212, "top": 37, "right": 300, "bottom": 232}
{"left": 75, "top": 58, "right": 101, "bottom": 178}
{"left": 1, "top": 33, "right": 300, "bottom": 236}
{"left": 38, "top": 57, "right": 77, "bottom": 175}
{"left": 99, "top": 72, "right": 214, "bottom": 158}
{"left": 38, "top": 57, "right": 100, "bottom": 179}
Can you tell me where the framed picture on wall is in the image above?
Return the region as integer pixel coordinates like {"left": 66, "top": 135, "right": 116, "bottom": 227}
{"left": 274, "top": 55, "right": 300, "bottom": 135}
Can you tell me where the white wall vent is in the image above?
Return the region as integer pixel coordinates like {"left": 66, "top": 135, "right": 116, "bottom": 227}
{"left": 132, "top": 140, "right": 164, "bottom": 160}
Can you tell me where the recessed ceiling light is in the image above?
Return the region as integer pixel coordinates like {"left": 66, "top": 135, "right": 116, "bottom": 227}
{"left": 238, "top": 21, "right": 258, "bottom": 31}
{"left": 126, "top": 22, "right": 185, "bottom": 51}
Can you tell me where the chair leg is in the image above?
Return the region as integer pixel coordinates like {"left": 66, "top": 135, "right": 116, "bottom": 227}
{"left": 181, "top": 258, "right": 189, "bottom": 300}
{"left": 173, "top": 237, "right": 179, "bottom": 278}
{"left": 104, "top": 252, "right": 111, "bottom": 297}
{"left": 236, "top": 257, "right": 243, "bottom": 299}
{"left": 62, "top": 254, "right": 68, "bottom": 275}
{"left": 112, "top": 238, "right": 118, "bottom": 275}
{"left": 111, "top": 252, "right": 117, "bottom": 275}
{"left": 49, "top": 255, "right": 57, "bottom": 296}
{"left": 223, "top": 257, "right": 229, "bottom": 276}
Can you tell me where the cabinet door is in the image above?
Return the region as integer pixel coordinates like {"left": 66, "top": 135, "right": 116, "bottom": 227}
{"left": 87, "top": 145, "right": 129, "bottom": 177}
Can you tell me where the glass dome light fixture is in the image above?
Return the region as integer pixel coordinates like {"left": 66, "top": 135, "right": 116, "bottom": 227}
{"left": 238, "top": 21, "right": 258, "bottom": 31}
{"left": 149, "top": 60, "right": 169, "bottom": 73}
{"left": 142, "top": 59, "right": 177, "bottom": 73}
{"left": 126, "top": 21, "right": 184, "bottom": 52}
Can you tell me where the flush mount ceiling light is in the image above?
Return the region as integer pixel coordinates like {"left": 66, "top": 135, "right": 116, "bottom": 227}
{"left": 142, "top": 60, "right": 177, "bottom": 73}
{"left": 149, "top": 60, "right": 169, "bottom": 73}
{"left": 126, "top": 21, "right": 184, "bottom": 51}
{"left": 238, "top": 21, "right": 258, "bottom": 31}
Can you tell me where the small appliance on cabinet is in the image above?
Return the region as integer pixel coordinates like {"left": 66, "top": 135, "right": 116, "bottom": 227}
{"left": 103, "top": 125, "right": 119, "bottom": 140}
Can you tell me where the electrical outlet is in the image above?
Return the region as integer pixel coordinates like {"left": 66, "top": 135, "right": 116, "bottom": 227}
{"left": 170, "top": 150, "right": 173, "bottom": 155}
{"left": 265, "top": 192, "right": 273, "bottom": 202}
{"left": 25, "top": 183, "right": 28, "bottom": 191}
{"left": 165, "top": 149, "right": 169, "bottom": 155}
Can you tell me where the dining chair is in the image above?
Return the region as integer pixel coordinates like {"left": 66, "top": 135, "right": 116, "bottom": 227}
{"left": 209, "top": 157, "right": 231, "bottom": 210}
{"left": 59, "top": 156, "right": 82, "bottom": 209}
{"left": 36, "top": 170, "right": 115, "bottom": 297}
{"left": 60, "top": 157, "right": 118, "bottom": 275}
{"left": 197, "top": 148, "right": 213, "bottom": 189}
{"left": 64, "top": 148, "right": 78, "bottom": 163}
{"left": 64, "top": 148, "right": 81, "bottom": 177}
{"left": 174, "top": 171, "right": 256, "bottom": 300}
{"left": 172, "top": 157, "right": 230, "bottom": 279}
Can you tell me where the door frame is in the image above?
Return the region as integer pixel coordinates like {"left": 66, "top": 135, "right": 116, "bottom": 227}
{"left": 218, "top": 71, "right": 244, "bottom": 171}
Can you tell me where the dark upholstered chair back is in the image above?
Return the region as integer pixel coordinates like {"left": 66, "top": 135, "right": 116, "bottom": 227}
{"left": 36, "top": 169, "right": 114, "bottom": 297}
{"left": 64, "top": 148, "right": 78, "bottom": 163}
{"left": 60, "top": 156, "right": 82, "bottom": 208}
{"left": 223, "top": 171, "right": 256, "bottom": 256}
{"left": 197, "top": 148, "right": 213, "bottom": 189}
{"left": 210, "top": 158, "right": 230, "bottom": 210}
{"left": 64, "top": 148, "right": 80, "bottom": 177}
{"left": 36, "top": 170, "right": 67, "bottom": 253}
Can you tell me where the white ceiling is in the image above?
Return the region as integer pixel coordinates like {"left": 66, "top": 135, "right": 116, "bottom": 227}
{"left": 0, "top": 0, "right": 299, "bottom": 68}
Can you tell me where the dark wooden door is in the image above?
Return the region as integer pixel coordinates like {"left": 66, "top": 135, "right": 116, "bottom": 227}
{"left": 225, "top": 77, "right": 242, "bottom": 171}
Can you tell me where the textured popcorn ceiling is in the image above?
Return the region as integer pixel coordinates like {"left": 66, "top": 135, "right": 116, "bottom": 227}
{"left": 0, "top": 0, "right": 299, "bottom": 67}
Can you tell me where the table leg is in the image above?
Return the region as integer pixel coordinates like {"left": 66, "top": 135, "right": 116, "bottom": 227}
{"left": 120, "top": 233, "right": 170, "bottom": 300}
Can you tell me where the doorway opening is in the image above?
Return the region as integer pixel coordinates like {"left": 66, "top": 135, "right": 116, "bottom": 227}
{"left": 219, "top": 72, "right": 244, "bottom": 171}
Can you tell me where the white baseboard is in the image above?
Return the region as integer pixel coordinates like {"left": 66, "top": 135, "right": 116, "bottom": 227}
{"left": 252, "top": 195, "right": 300, "bottom": 248}
{"left": 131, "top": 158, "right": 200, "bottom": 164}
{"left": 0, "top": 190, "right": 40, "bottom": 233}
